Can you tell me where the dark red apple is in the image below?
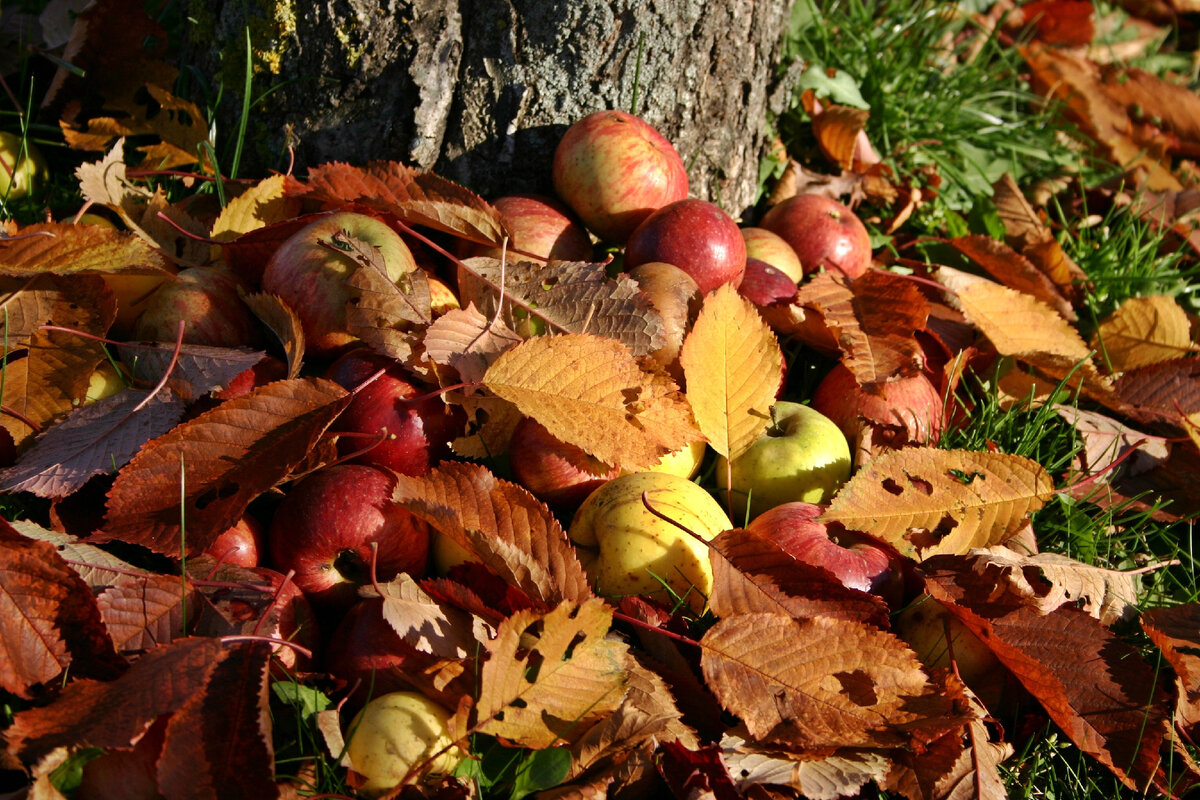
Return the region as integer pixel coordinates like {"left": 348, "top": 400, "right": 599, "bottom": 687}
{"left": 325, "top": 348, "right": 465, "bottom": 477}
{"left": 470, "top": 194, "right": 593, "bottom": 262}
{"left": 627, "top": 261, "right": 701, "bottom": 382}
{"left": 759, "top": 194, "right": 873, "bottom": 279}
{"left": 204, "top": 514, "right": 266, "bottom": 568}
{"left": 267, "top": 464, "right": 430, "bottom": 609}
{"left": 508, "top": 416, "right": 619, "bottom": 511}
{"left": 214, "top": 355, "right": 289, "bottom": 400}
{"left": 132, "top": 266, "right": 263, "bottom": 348}
{"left": 325, "top": 596, "right": 441, "bottom": 707}
{"left": 553, "top": 110, "right": 689, "bottom": 243}
{"left": 746, "top": 501, "right": 901, "bottom": 605}
{"left": 738, "top": 257, "right": 798, "bottom": 308}
{"left": 810, "top": 363, "right": 944, "bottom": 462}
{"left": 261, "top": 211, "right": 419, "bottom": 357}
{"left": 625, "top": 199, "right": 746, "bottom": 294}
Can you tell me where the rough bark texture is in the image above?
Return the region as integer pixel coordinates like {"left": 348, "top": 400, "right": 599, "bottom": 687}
{"left": 187, "top": 0, "right": 795, "bottom": 220}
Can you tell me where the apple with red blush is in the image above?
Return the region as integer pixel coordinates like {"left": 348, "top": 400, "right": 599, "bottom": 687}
{"left": 267, "top": 464, "right": 430, "bottom": 610}
{"left": 760, "top": 194, "right": 872, "bottom": 279}
{"left": 470, "top": 194, "right": 593, "bottom": 262}
{"left": 325, "top": 348, "right": 465, "bottom": 477}
{"left": 508, "top": 416, "right": 619, "bottom": 511}
{"left": 738, "top": 257, "right": 798, "bottom": 308}
{"left": 553, "top": 110, "right": 689, "bottom": 243}
{"left": 132, "top": 266, "right": 263, "bottom": 348}
{"left": 214, "top": 355, "right": 289, "bottom": 401}
{"left": 741, "top": 227, "right": 804, "bottom": 283}
{"left": 747, "top": 501, "right": 902, "bottom": 605}
{"left": 261, "top": 211, "right": 419, "bottom": 357}
{"left": 204, "top": 514, "right": 267, "bottom": 568}
{"left": 625, "top": 199, "right": 747, "bottom": 295}
{"left": 325, "top": 596, "right": 444, "bottom": 706}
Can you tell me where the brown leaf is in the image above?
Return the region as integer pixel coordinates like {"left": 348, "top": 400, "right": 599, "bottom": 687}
{"left": 102, "top": 377, "right": 350, "bottom": 556}
{"left": 679, "top": 284, "right": 783, "bottom": 459}
{"left": 821, "top": 448, "right": 1055, "bottom": 560}
{"left": 707, "top": 528, "right": 889, "bottom": 627}
{"left": 721, "top": 730, "right": 889, "bottom": 799}
{"left": 287, "top": 161, "right": 508, "bottom": 246}
{"left": 1053, "top": 404, "right": 1169, "bottom": 479}
{"left": 1112, "top": 356, "right": 1200, "bottom": 429}
{"left": 343, "top": 257, "right": 431, "bottom": 362}
{"left": 991, "top": 174, "right": 1089, "bottom": 303}
{"left": 8, "top": 521, "right": 146, "bottom": 588}
{"left": 1093, "top": 295, "right": 1197, "bottom": 372}
{"left": 119, "top": 342, "right": 266, "bottom": 403}
{"left": 461, "top": 258, "right": 666, "bottom": 357}
{"left": 812, "top": 105, "right": 872, "bottom": 172}
{"left": 477, "top": 599, "right": 628, "bottom": 748}
{"left": 210, "top": 175, "right": 301, "bottom": 243}
{"left": 700, "top": 612, "right": 969, "bottom": 749}
{"left": 0, "top": 524, "right": 122, "bottom": 698}
{"left": 922, "top": 558, "right": 1172, "bottom": 792}
{"left": 377, "top": 573, "right": 491, "bottom": 659}
{"left": 483, "top": 334, "right": 701, "bottom": 471}
{"left": 950, "top": 235, "right": 1075, "bottom": 322}
{"left": 0, "top": 221, "right": 168, "bottom": 277}
{"left": 0, "top": 273, "right": 115, "bottom": 445}
{"left": 1142, "top": 604, "right": 1200, "bottom": 736}
{"left": 449, "top": 393, "right": 524, "bottom": 459}
{"left": 424, "top": 304, "right": 523, "bottom": 385}
{"left": 241, "top": 292, "right": 306, "bottom": 379}
{"left": 883, "top": 712, "right": 1012, "bottom": 800}
{"left": 97, "top": 573, "right": 196, "bottom": 653}
{"left": 392, "top": 461, "right": 593, "bottom": 607}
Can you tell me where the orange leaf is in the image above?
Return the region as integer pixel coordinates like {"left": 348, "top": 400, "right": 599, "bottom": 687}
{"left": 483, "top": 333, "right": 701, "bottom": 471}
{"left": 679, "top": 284, "right": 782, "bottom": 459}
{"left": 1092, "top": 294, "right": 1197, "bottom": 372}
{"left": 812, "top": 105, "right": 870, "bottom": 171}
{"left": 822, "top": 448, "right": 1055, "bottom": 559}
{"left": 210, "top": 175, "right": 301, "bottom": 243}
{"left": 950, "top": 235, "right": 1075, "bottom": 321}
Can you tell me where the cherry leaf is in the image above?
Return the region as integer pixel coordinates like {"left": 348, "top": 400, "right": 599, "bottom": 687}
{"left": 240, "top": 292, "right": 305, "bottom": 378}
{"left": 102, "top": 377, "right": 350, "bottom": 556}
{"left": 0, "top": 221, "right": 169, "bottom": 277}
{"left": 7, "top": 521, "right": 146, "bottom": 588}
{"left": 1092, "top": 295, "right": 1197, "bottom": 373}
{"left": 377, "top": 573, "right": 492, "bottom": 659}
{"left": 97, "top": 573, "right": 196, "bottom": 653}
{"left": 424, "top": 304, "right": 523, "bottom": 384}
{"left": 119, "top": 342, "right": 266, "bottom": 402}
{"left": 951, "top": 235, "right": 1075, "bottom": 322}
{"left": 209, "top": 174, "right": 300, "bottom": 242}
{"left": 721, "top": 730, "right": 889, "bottom": 799}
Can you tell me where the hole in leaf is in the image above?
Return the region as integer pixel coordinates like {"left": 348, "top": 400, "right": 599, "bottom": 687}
{"left": 909, "top": 476, "right": 933, "bottom": 495}
{"left": 524, "top": 650, "right": 545, "bottom": 683}
{"left": 905, "top": 514, "right": 958, "bottom": 550}
{"left": 563, "top": 630, "right": 586, "bottom": 661}
{"left": 882, "top": 478, "right": 903, "bottom": 496}
{"left": 510, "top": 697, "right": 528, "bottom": 709}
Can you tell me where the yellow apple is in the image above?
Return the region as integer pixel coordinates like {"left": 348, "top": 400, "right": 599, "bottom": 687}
{"left": 83, "top": 363, "right": 126, "bottom": 405}
{"left": 345, "top": 691, "right": 463, "bottom": 796}
{"left": 0, "top": 131, "right": 47, "bottom": 200}
{"left": 622, "top": 439, "right": 706, "bottom": 480}
{"left": 568, "top": 471, "right": 731, "bottom": 612}
{"left": 716, "top": 401, "right": 851, "bottom": 522}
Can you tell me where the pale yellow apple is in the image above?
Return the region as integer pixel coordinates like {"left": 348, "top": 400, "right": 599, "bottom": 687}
{"left": 346, "top": 691, "right": 463, "bottom": 796}
{"left": 569, "top": 471, "right": 731, "bottom": 612}
{"left": 621, "top": 439, "right": 706, "bottom": 480}
{"left": 84, "top": 363, "right": 126, "bottom": 405}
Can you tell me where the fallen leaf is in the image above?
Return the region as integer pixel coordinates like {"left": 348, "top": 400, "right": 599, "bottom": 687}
{"left": 1092, "top": 294, "right": 1196, "bottom": 372}
{"left": 721, "top": 730, "right": 889, "bottom": 799}
{"left": 1142, "top": 604, "right": 1200, "bottom": 736}
{"left": 424, "top": 304, "right": 523, "bottom": 385}
{"left": 377, "top": 573, "right": 492, "bottom": 659}
{"left": 97, "top": 573, "right": 196, "bottom": 653}
{"left": 679, "top": 284, "right": 783, "bottom": 460}
{"left": 210, "top": 175, "right": 301, "bottom": 243}
{"left": 950, "top": 235, "right": 1074, "bottom": 321}
{"left": 821, "top": 448, "right": 1055, "bottom": 559}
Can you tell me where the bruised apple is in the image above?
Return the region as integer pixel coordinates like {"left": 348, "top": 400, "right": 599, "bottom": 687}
{"left": 552, "top": 110, "right": 689, "bottom": 243}
{"left": 261, "top": 211, "right": 418, "bottom": 356}
{"left": 569, "top": 472, "right": 731, "bottom": 611}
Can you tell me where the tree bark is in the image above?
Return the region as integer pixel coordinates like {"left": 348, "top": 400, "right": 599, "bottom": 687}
{"left": 187, "top": 0, "right": 795, "bottom": 220}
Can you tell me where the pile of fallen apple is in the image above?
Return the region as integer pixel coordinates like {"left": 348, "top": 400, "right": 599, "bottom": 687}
{"left": 8, "top": 111, "right": 980, "bottom": 795}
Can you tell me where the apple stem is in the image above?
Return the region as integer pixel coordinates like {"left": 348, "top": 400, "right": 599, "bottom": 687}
{"left": 367, "top": 542, "right": 383, "bottom": 597}
{"left": 220, "top": 633, "right": 313, "bottom": 661}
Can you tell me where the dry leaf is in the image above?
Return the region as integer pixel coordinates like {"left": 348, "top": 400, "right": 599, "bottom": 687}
{"left": 1142, "top": 605, "right": 1200, "bottom": 736}
{"left": 991, "top": 173, "right": 1088, "bottom": 303}
{"left": 97, "top": 573, "right": 196, "bottom": 653}
{"left": 679, "top": 284, "right": 783, "bottom": 459}
{"left": 477, "top": 599, "right": 628, "bottom": 748}
{"left": 721, "top": 731, "right": 889, "bottom": 799}
{"left": 209, "top": 176, "right": 301, "bottom": 244}
{"left": 950, "top": 235, "right": 1075, "bottom": 322}
{"left": 240, "top": 292, "right": 306, "bottom": 379}
{"left": 822, "top": 448, "right": 1055, "bottom": 559}
{"left": 483, "top": 334, "right": 701, "bottom": 471}
{"left": 424, "top": 304, "right": 523, "bottom": 385}
{"left": 376, "top": 574, "right": 491, "bottom": 659}
{"left": 1092, "top": 294, "right": 1196, "bottom": 372}
{"left": 0, "top": 222, "right": 168, "bottom": 277}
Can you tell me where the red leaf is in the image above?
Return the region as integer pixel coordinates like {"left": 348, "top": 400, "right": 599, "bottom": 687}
{"left": 657, "top": 740, "right": 742, "bottom": 800}
{"left": 0, "top": 523, "right": 122, "bottom": 697}
{"left": 102, "top": 377, "right": 350, "bottom": 556}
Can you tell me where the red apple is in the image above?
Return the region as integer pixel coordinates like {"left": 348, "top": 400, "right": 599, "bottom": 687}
{"left": 214, "top": 355, "right": 290, "bottom": 401}
{"left": 325, "top": 349, "right": 465, "bottom": 477}
{"left": 810, "top": 363, "right": 944, "bottom": 463}
{"left": 738, "top": 257, "right": 798, "bottom": 308}
{"left": 741, "top": 227, "right": 804, "bottom": 284}
{"left": 267, "top": 464, "right": 430, "bottom": 609}
{"left": 625, "top": 199, "right": 746, "bottom": 294}
{"left": 261, "top": 211, "right": 419, "bottom": 357}
{"left": 627, "top": 261, "right": 701, "bottom": 382}
{"left": 508, "top": 416, "right": 619, "bottom": 511}
{"left": 132, "top": 266, "right": 263, "bottom": 348}
{"left": 747, "top": 501, "right": 901, "bottom": 605}
{"left": 552, "top": 110, "right": 689, "bottom": 243}
{"left": 325, "top": 596, "right": 442, "bottom": 707}
{"left": 204, "top": 514, "right": 267, "bottom": 568}
{"left": 759, "top": 194, "right": 872, "bottom": 279}
{"left": 469, "top": 194, "right": 593, "bottom": 262}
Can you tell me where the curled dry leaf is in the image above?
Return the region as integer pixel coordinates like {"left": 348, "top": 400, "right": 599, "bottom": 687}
{"left": 424, "top": 303, "right": 523, "bottom": 385}
{"left": 950, "top": 235, "right": 1075, "bottom": 322}
{"left": 483, "top": 333, "right": 701, "bottom": 471}
{"left": 477, "top": 598, "right": 629, "bottom": 749}
{"left": 343, "top": 255, "right": 431, "bottom": 362}
{"left": 392, "top": 461, "right": 593, "bottom": 607}
{"left": 822, "top": 448, "right": 1055, "bottom": 560}
{"left": 0, "top": 220, "right": 169, "bottom": 278}
{"left": 1092, "top": 294, "right": 1197, "bottom": 373}
{"left": 377, "top": 573, "right": 492, "bottom": 659}
{"left": 700, "top": 611, "right": 970, "bottom": 750}
{"left": 721, "top": 730, "right": 889, "bottom": 799}
{"left": 991, "top": 173, "right": 1089, "bottom": 304}
{"left": 1113, "top": 356, "right": 1200, "bottom": 429}
{"left": 680, "top": 284, "right": 782, "bottom": 460}
{"left": 1053, "top": 404, "right": 1169, "bottom": 478}
{"left": 1142, "top": 605, "right": 1200, "bottom": 735}
{"left": 240, "top": 292, "right": 306, "bottom": 379}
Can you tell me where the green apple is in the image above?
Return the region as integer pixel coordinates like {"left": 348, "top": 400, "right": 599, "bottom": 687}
{"left": 345, "top": 691, "right": 463, "bottom": 796}
{"left": 0, "top": 131, "right": 47, "bottom": 200}
{"left": 569, "top": 471, "right": 731, "bottom": 612}
{"left": 716, "top": 401, "right": 851, "bottom": 522}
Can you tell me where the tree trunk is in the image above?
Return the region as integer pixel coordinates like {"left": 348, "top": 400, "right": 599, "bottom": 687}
{"left": 186, "top": 0, "right": 795, "bottom": 220}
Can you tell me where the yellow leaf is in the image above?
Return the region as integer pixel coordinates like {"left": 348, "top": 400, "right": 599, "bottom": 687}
{"left": 477, "top": 599, "right": 628, "bottom": 748}
{"left": 210, "top": 175, "right": 300, "bottom": 243}
{"left": 679, "top": 284, "right": 783, "bottom": 459}
{"left": 483, "top": 334, "right": 701, "bottom": 470}
{"left": 821, "top": 448, "right": 1055, "bottom": 559}
{"left": 1093, "top": 295, "right": 1197, "bottom": 373}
